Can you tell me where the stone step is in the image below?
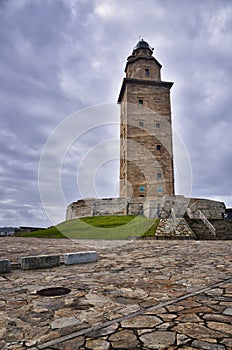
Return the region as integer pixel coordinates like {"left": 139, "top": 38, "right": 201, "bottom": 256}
{"left": 185, "top": 218, "right": 216, "bottom": 240}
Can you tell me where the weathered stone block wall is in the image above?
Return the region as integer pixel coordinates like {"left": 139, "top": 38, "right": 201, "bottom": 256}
{"left": 66, "top": 199, "right": 92, "bottom": 220}
{"left": 188, "top": 198, "right": 225, "bottom": 220}
{"left": 124, "top": 83, "right": 174, "bottom": 198}
{"left": 127, "top": 198, "right": 146, "bottom": 215}
{"left": 94, "top": 198, "right": 128, "bottom": 216}
{"left": 66, "top": 196, "right": 225, "bottom": 221}
{"left": 143, "top": 198, "right": 162, "bottom": 218}
{"left": 158, "top": 195, "right": 190, "bottom": 218}
{"left": 126, "top": 58, "right": 161, "bottom": 81}
{"left": 144, "top": 195, "right": 225, "bottom": 220}
{"left": 210, "top": 220, "right": 232, "bottom": 239}
{"left": 66, "top": 198, "right": 130, "bottom": 220}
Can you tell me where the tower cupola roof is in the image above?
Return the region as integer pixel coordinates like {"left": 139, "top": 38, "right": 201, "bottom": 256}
{"left": 133, "top": 39, "right": 153, "bottom": 54}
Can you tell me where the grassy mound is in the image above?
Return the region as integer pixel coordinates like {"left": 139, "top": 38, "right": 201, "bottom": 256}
{"left": 16, "top": 215, "right": 160, "bottom": 240}
{"left": 15, "top": 226, "right": 65, "bottom": 239}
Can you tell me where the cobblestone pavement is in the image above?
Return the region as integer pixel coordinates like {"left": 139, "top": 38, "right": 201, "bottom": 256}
{"left": 0, "top": 238, "right": 231, "bottom": 349}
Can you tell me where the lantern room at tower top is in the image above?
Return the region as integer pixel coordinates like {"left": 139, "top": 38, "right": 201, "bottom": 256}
{"left": 124, "top": 38, "right": 162, "bottom": 81}
{"left": 118, "top": 39, "right": 175, "bottom": 199}
{"left": 133, "top": 38, "right": 154, "bottom": 51}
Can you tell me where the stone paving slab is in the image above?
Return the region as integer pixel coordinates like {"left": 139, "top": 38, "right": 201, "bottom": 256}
{"left": 0, "top": 238, "right": 231, "bottom": 349}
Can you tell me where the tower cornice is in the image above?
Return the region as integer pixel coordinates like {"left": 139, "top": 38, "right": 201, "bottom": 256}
{"left": 117, "top": 78, "right": 174, "bottom": 103}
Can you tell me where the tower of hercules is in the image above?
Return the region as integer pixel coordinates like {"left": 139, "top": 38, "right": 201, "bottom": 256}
{"left": 66, "top": 39, "right": 226, "bottom": 222}
{"left": 118, "top": 39, "right": 175, "bottom": 199}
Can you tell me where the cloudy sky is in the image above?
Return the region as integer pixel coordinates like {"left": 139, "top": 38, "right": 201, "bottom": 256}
{"left": 1, "top": 0, "right": 232, "bottom": 227}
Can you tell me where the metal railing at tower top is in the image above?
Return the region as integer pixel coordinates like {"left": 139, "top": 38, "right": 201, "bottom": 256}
{"left": 198, "top": 210, "right": 216, "bottom": 237}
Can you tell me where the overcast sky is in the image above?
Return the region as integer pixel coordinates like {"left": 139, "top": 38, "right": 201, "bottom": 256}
{"left": 0, "top": 0, "right": 232, "bottom": 227}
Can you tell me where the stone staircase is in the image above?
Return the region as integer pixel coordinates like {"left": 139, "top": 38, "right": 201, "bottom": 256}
{"left": 184, "top": 217, "right": 232, "bottom": 240}
{"left": 142, "top": 216, "right": 232, "bottom": 240}
{"left": 184, "top": 217, "right": 215, "bottom": 240}
{"left": 143, "top": 197, "right": 232, "bottom": 240}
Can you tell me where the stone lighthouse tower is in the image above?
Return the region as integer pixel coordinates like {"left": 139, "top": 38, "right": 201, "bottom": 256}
{"left": 118, "top": 39, "right": 175, "bottom": 199}
{"left": 66, "top": 40, "right": 226, "bottom": 222}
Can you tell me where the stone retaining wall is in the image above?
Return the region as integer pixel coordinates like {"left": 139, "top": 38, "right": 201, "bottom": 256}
{"left": 188, "top": 198, "right": 225, "bottom": 219}
{"left": 66, "top": 197, "right": 146, "bottom": 220}
{"left": 66, "top": 195, "right": 225, "bottom": 221}
{"left": 210, "top": 220, "right": 232, "bottom": 240}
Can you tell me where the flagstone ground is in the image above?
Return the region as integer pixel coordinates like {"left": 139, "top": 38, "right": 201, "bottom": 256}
{"left": 0, "top": 238, "right": 231, "bottom": 349}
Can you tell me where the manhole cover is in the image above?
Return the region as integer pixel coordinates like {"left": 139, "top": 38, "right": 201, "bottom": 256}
{"left": 37, "top": 287, "right": 71, "bottom": 297}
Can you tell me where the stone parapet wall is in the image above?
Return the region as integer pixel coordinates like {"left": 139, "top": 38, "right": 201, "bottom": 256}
{"left": 93, "top": 198, "right": 128, "bottom": 217}
{"left": 187, "top": 198, "right": 225, "bottom": 219}
{"left": 66, "top": 199, "right": 92, "bottom": 220}
{"left": 144, "top": 195, "right": 225, "bottom": 220}
{"left": 66, "top": 195, "right": 225, "bottom": 221}
{"left": 66, "top": 198, "right": 146, "bottom": 220}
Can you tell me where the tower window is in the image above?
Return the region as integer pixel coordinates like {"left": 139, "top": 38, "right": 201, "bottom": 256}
{"left": 139, "top": 121, "right": 144, "bottom": 128}
{"left": 139, "top": 186, "right": 145, "bottom": 192}
{"left": 156, "top": 144, "right": 161, "bottom": 151}
{"left": 157, "top": 186, "right": 163, "bottom": 193}
{"left": 157, "top": 172, "right": 162, "bottom": 179}
{"left": 155, "top": 122, "right": 160, "bottom": 129}
{"left": 139, "top": 99, "right": 143, "bottom": 105}
{"left": 145, "top": 68, "right": 150, "bottom": 76}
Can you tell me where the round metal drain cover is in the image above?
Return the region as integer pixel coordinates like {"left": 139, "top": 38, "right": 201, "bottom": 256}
{"left": 37, "top": 287, "right": 71, "bottom": 297}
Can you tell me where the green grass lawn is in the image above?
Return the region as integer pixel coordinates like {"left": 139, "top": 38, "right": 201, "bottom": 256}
{"left": 16, "top": 215, "right": 160, "bottom": 240}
